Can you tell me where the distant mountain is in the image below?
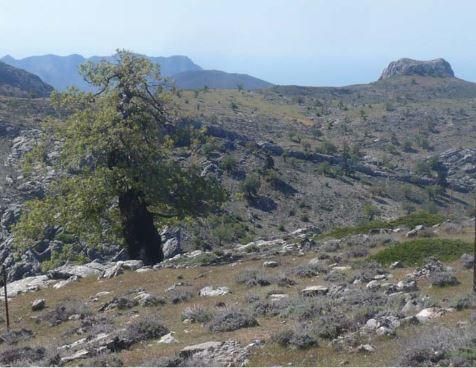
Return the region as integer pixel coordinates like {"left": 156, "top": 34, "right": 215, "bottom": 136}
{"left": 1, "top": 54, "right": 272, "bottom": 92}
{"left": 172, "top": 69, "right": 272, "bottom": 90}
{"left": 0, "top": 61, "right": 53, "bottom": 97}
{"left": 1, "top": 54, "right": 202, "bottom": 91}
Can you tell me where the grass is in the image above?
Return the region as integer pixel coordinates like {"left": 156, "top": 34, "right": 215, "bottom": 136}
{"left": 318, "top": 211, "right": 445, "bottom": 239}
{"left": 370, "top": 238, "right": 472, "bottom": 266}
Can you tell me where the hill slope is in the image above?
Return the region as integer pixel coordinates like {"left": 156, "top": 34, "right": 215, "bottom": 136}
{"left": 172, "top": 69, "right": 273, "bottom": 90}
{"left": 0, "top": 61, "right": 53, "bottom": 97}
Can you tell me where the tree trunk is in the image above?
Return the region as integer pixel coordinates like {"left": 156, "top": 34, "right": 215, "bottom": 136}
{"left": 118, "top": 190, "right": 163, "bottom": 265}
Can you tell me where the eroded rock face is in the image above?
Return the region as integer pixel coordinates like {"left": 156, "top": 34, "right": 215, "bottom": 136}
{"left": 379, "top": 58, "right": 454, "bottom": 80}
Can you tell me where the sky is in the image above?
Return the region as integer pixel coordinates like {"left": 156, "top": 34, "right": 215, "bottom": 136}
{"left": 0, "top": 0, "right": 475, "bottom": 86}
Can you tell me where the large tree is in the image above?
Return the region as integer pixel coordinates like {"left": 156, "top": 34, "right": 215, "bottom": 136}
{"left": 14, "top": 51, "right": 225, "bottom": 264}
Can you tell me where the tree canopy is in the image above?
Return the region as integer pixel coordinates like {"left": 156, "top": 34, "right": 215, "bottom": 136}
{"left": 14, "top": 50, "right": 225, "bottom": 264}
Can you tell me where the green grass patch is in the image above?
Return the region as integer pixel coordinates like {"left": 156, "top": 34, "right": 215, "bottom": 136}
{"left": 318, "top": 211, "right": 444, "bottom": 239}
{"left": 370, "top": 238, "right": 472, "bottom": 266}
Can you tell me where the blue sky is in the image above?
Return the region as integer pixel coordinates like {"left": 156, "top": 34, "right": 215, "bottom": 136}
{"left": 0, "top": 0, "right": 474, "bottom": 86}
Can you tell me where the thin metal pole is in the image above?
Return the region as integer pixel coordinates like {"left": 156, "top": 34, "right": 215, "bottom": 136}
{"left": 2, "top": 267, "right": 9, "bottom": 331}
{"left": 473, "top": 201, "right": 476, "bottom": 293}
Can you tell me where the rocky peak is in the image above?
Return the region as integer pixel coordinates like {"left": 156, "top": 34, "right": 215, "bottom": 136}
{"left": 379, "top": 58, "right": 454, "bottom": 80}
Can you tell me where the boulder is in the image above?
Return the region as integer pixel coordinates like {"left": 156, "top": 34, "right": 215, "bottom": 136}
{"left": 263, "top": 261, "right": 279, "bottom": 268}
{"left": 180, "top": 341, "right": 223, "bottom": 357}
{"left": 48, "top": 262, "right": 107, "bottom": 280}
{"left": 199, "top": 286, "right": 231, "bottom": 297}
{"left": 161, "top": 227, "right": 182, "bottom": 259}
{"left": 415, "top": 307, "right": 446, "bottom": 322}
{"left": 1, "top": 275, "right": 54, "bottom": 297}
{"left": 31, "top": 299, "right": 45, "bottom": 311}
{"left": 158, "top": 332, "right": 178, "bottom": 344}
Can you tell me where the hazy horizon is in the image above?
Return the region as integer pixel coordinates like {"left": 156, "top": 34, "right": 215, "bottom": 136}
{"left": 1, "top": 0, "right": 475, "bottom": 86}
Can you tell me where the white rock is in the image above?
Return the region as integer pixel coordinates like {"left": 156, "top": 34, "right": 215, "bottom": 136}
{"left": 365, "top": 319, "right": 379, "bottom": 330}
{"left": 356, "top": 344, "right": 375, "bottom": 353}
{"left": 301, "top": 285, "right": 329, "bottom": 297}
{"left": 332, "top": 266, "right": 351, "bottom": 272}
{"left": 31, "top": 299, "right": 46, "bottom": 311}
{"left": 199, "top": 286, "right": 231, "bottom": 297}
{"left": 415, "top": 307, "right": 445, "bottom": 322}
{"left": 366, "top": 280, "right": 380, "bottom": 289}
{"left": 263, "top": 261, "right": 279, "bottom": 268}
{"left": 61, "top": 349, "right": 90, "bottom": 363}
{"left": 181, "top": 341, "right": 223, "bottom": 355}
{"left": 158, "top": 332, "right": 178, "bottom": 344}
{"left": 269, "top": 294, "right": 289, "bottom": 302}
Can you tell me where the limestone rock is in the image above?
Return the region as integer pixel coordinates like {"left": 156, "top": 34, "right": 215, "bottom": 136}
{"left": 379, "top": 58, "right": 454, "bottom": 80}
{"left": 31, "top": 298, "right": 45, "bottom": 311}
{"left": 301, "top": 285, "right": 329, "bottom": 297}
{"left": 199, "top": 286, "right": 231, "bottom": 297}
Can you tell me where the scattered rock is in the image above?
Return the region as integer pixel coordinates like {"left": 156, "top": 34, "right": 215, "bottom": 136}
{"left": 199, "top": 286, "right": 231, "bottom": 297}
{"left": 390, "top": 261, "right": 403, "bottom": 269}
{"left": 301, "top": 285, "right": 329, "bottom": 297}
{"left": 158, "top": 332, "right": 178, "bottom": 344}
{"left": 415, "top": 307, "right": 446, "bottom": 322}
{"left": 31, "top": 299, "right": 45, "bottom": 311}
{"left": 356, "top": 344, "right": 375, "bottom": 353}
{"left": 263, "top": 260, "right": 279, "bottom": 268}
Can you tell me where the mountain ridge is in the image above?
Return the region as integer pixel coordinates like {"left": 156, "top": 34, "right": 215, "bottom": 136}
{"left": 1, "top": 54, "right": 273, "bottom": 91}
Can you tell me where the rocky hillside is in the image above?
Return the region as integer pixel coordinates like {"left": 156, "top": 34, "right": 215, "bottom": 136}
{"left": 0, "top": 57, "right": 474, "bottom": 278}
{"left": 0, "top": 61, "right": 53, "bottom": 98}
{"left": 379, "top": 58, "right": 455, "bottom": 80}
{"left": 0, "top": 216, "right": 473, "bottom": 366}
{"left": 172, "top": 70, "right": 273, "bottom": 90}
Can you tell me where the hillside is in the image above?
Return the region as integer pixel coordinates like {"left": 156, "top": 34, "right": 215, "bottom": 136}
{"left": 173, "top": 69, "right": 273, "bottom": 90}
{"left": 0, "top": 61, "right": 53, "bottom": 97}
{"left": 0, "top": 57, "right": 474, "bottom": 366}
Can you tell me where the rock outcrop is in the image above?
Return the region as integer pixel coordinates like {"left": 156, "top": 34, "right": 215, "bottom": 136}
{"left": 379, "top": 58, "right": 454, "bottom": 80}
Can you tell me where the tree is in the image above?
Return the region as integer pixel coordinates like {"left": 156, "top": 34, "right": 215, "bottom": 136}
{"left": 14, "top": 51, "right": 225, "bottom": 265}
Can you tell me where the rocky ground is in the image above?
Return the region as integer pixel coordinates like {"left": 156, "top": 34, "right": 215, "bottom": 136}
{"left": 0, "top": 217, "right": 473, "bottom": 366}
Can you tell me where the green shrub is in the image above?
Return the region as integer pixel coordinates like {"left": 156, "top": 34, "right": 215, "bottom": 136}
{"left": 370, "top": 239, "right": 472, "bottom": 266}
{"left": 319, "top": 211, "right": 444, "bottom": 239}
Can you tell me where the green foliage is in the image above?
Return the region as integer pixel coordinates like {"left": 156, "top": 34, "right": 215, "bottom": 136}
{"left": 41, "top": 244, "right": 88, "bottom": 271}
{"left": 13, "top": 50, "right": 225, "bottom": 253}
{"left": 319, "top": 211, "right": 444, "bottom": 239}
{"left": 316, "top": 140, "right": 337, "bottom": 155}
{"left": 370, "top": 239, "right": 472, "bottom": 266}
{"left": 241, "top": 174, "right": 261, "bottom": 199}
{"left": 220, "top": 154, "right": 238, "bottom": 173}
{"left": 362, "top": 203, "right": 381, "bottom": 221}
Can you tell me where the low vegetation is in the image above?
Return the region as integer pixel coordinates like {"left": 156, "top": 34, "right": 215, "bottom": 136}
{"left": 370, "top": 238, "right": 472, "bottom": 266}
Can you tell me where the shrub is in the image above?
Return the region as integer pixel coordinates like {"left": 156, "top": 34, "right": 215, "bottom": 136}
{"left": 241, "top": 175, "right": 261, "bottom": 199}
{"left": 370, "top": 239, "right": 472, "bottom": 266}
{"left": 166, "top": 288, "right": 194, "bottom": 304}
{"left": 236, "top": 269, "right": 272, "bottom": 287}
{"left": 220, "top": 154, "right": 237, "bottom": 173}
{"left": 41, "top": 300, "right": 91, "bottom": 326}
{"left": 123, "top": 317, "right": 169, "bottom": 343}
{"left": 453, "top": 294, "right": 476, "bottom": 311}
{"left": 208, "top": 309, "right": 258, "bottom": 332}
{"left": 429, "top": 272, "right": 460, "bottom": 287}
{"left": 396, "top": 325, "right": 476, "bottom": 367}
{"left": 320, "top": 211, "right": 443, "bottom": 239}
{"left": 272, "top": 326, "right": 319, "bottom": 349}
{"left": 181, "top": 305, "right": 213, "bottom": 323}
